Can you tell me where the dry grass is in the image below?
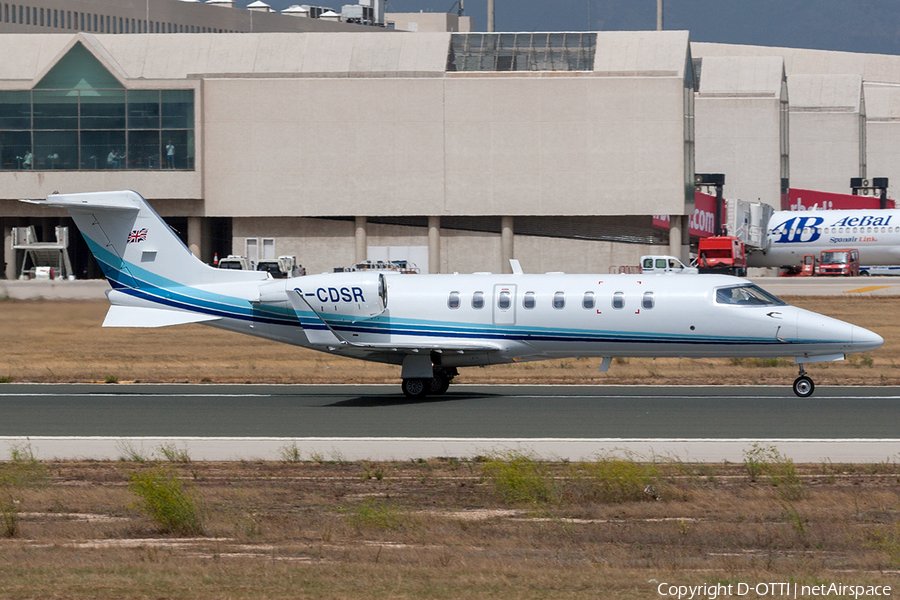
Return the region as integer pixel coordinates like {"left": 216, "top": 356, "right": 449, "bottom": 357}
{"left": 1, "top": 458, "right": 899, "bottom": 599}
{"left": 0, "top": 296, "right": 896, "bottom": 386}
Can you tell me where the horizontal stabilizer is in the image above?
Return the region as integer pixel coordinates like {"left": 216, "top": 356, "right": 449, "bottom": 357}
{"left": 103, "top": 305, "right": 222, "bottom": 328}
{"left": 21, "top": 196, "right": 140, "bottom": 213}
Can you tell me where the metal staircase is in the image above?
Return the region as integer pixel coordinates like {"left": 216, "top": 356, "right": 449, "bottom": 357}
{"left": 12, "top": 226, "right": 74, "bottom": 280}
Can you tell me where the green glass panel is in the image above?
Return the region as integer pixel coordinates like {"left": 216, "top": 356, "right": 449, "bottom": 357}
{"left": 161, "top": 90, "right": 194, "bottom": 129}
{"left": 162, "top": 130, "right": 191, "bottom": 169}
{"left": 81, "top": 90, "right": 126, "bottom": 130}
{"left": 80, "top": 130, "right": 126, "bottom": 170}
{"left": 34, "top": 43, "right": 123, "bottom": 90}
{"left": 0, "top": 131, "right": 31, "bottom": 170}
{"left": 33, "top": 90, "right": 78, "bottom": 130}
{"left": 128, "top": 130, "right": 160, "bottom": 169}
{"left": 34, "top": 130, "right": 78, "bottom": 169}
{"left": 0, "top": 91, "right": 31, "bottom": 130}
{"left": 127, "top": 90, "right": 159, "bottom": 129}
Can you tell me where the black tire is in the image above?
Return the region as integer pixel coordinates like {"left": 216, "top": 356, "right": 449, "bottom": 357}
{"left": 792, "top": 375, "right": 815, "bottom": 398}
{"left": 429, "top": 373, "right": 451, "bottom": 395}
{"left": 402, "top": 378, "right": 429, "bottom": 399}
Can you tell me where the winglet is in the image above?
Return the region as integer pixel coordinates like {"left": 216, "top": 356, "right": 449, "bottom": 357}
{"left": 509, "top": 259, "right": 523, "bottom": 275}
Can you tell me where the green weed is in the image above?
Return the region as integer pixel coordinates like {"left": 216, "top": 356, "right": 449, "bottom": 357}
{"left": 277, "top": 442, "right": 302, "bottom": 463}
{"left": 869, "top": 523, "right": 900, "bottom": 567}
{"left": 481, "top": 450, "right": 558, "bottom": 506}
{"left": 128, "top": 466, "right": 204, "bottom": 536}
{"left": 0, "top": 442, "right": 46, "bottom": 538}
{"left": 574, "top": 454, "right": 662, "bottom": 503}
{"left": 347, "top": 500, "right": 405, "bottom": 531}
{"left": 157, "top": 443, "right": 191, "bottom": 463}
{"left": 116, "top": 441, "right": 150, "bottom": 463}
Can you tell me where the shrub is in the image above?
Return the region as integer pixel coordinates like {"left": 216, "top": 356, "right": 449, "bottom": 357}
{"left": 347, "top": 500, "right": 405, "bottom": 531}
{"left": 575, "top": 454, "right": 662, "bottom": 503}
{"left": 128, "top": 467, "right": 204, "bottom": 535}
{"left": 157, "top": 443, "right": 191, "bottom": 463}
{"left": 481, "top": 450, "right": 558, "bottom": 506}
{"left": 743, "top": 443, "right": 803, "bottom": 501}
{"left": 0, "top": 492, "right": 18, "bottom": 538}
{"left": 0, "top": 442, "right": 46, "bottom": 538}
{"left": 278, "top": 442, "right": 302, "bottom": 463}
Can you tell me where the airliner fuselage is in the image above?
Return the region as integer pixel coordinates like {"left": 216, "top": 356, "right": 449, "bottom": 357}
{"left": 750, "top": 209, "right": 900, "bottom": 267}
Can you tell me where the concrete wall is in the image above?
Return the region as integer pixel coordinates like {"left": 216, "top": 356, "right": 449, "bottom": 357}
{"left": 694, "top": 56, "right": 786, "bottom": 210}
{"left": 233, "top": 216, "right": 665, "bottom": 275}
{"left": 789, "top": 75, "right": 865, "bottom": 194}
{"left": 203, "top": 74, "right": 690, "bottom": 218}
{"left": 385, "top": 12, "right": 473, "bottom": 33}
{"left": 695, "top": 97, "right": 784, "bottom": 207}
{"left": 862, "top": 83, "right": 900, "bottom": 191}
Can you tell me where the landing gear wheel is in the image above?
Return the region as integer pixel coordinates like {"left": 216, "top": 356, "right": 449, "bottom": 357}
{"left": 429, "top": 373, "right": 451, "bottom": 395}
{"left": 793, "top": 375, "right": 814, "bottom": 398}
{"left": 402, "top": 378, "right": 429, "bottom": 399}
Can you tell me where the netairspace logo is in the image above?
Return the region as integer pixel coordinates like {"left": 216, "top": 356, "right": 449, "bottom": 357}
{"left": 653, "top": 581, "right": 892, "bottom": 599}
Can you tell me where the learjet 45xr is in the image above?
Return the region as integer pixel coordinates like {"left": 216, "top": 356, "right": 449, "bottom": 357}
{"left": 24, "top": 191, "right": 884, "bottom": 398}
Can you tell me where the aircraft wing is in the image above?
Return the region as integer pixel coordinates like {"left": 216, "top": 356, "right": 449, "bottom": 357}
{"left": 288, "top": 289, "right": 501, "bottom": 354}
{"left": 103, "top": 305, "right": 222, "bottom": 328}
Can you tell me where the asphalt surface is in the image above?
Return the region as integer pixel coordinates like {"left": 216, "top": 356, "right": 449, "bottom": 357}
{"left": 1, "top": 383, "right": 898, "bottom": 439}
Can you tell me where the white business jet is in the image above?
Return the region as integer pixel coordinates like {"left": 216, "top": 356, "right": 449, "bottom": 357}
{"left": 24, "top": 191, "right": 883, "bottom": 398}
{"left": 749, "top": 209, "right": 900, "bottom": 267}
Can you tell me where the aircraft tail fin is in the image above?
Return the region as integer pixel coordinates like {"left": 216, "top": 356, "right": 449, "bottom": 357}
{"left": 23, "top": 190, "right": 266, "bottom": 290}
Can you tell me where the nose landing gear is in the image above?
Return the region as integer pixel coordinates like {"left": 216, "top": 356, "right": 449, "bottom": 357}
{"left": 792, "top": 364, "right": 815, "bottom": 398}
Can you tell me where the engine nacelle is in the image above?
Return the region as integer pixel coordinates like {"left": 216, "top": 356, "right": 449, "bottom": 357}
{"left": 289, "top": 272, "right": 386, "bottom": 319}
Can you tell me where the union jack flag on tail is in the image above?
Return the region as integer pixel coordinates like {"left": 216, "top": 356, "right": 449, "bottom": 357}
{"left": 127, "top": 228, "right": 148, "bottom": 244}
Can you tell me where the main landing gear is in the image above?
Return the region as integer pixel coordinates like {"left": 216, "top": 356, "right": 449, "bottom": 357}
{"left": 792, "top": 364, "right": 815, "bottom": 398}
{"left": 402, "top": 368, "right": 457, "bottom": 399}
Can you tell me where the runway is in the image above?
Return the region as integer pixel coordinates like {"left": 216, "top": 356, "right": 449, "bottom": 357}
{"left": 1, "top": 383, "right": 898, "bottom": 462}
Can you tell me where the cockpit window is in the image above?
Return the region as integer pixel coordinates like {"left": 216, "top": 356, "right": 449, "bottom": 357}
{"left": 716, "top": 284, "right": 787, "bottom": 307}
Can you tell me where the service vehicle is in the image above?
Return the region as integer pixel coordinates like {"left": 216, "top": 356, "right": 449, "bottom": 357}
{"left": 697, "top": 236, "right": 747, "bottom": 276}
{"left": 780, "top": 254, "right": 817, "bottom": 277}
{"left": 860, "top": 265, "right": 900, "bottom": 276}
{"left": 256, "top": 256, "right": 306, "bottom": 279}
{"left": 639, "top": 255, "right": 698, "bottom": 274}
{"left": 818, "top": 249, "right": 860, "bottom": 276}
{"left": 217, "top": 255, "right": 250, "bottom": 270}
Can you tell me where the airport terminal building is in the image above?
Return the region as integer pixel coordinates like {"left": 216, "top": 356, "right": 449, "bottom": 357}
{"left": 0, "top": 27, "right": 695, "bottom": 278}
{"left": 4, "top": 0, "right": 900, "bottom": 280}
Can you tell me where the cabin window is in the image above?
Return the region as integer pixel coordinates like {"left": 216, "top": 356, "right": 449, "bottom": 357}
{"left": 498, "top": 290, "right": 511, "bottom": 309}
{"left": 553, "top": 291, "right": 565, "bottom": 310}
{"left": 472, "top": 291, "right": 484, "bottom": 309}
{"left": 448, "top": 291, "right": 460, "bottom": 309}
{"left": 642, "top": 291, "right": 655, "bottom": 310}
{"left": 612, "top": 292, "right": 625, "bottom": 309}
{"left": 582, "top": 291, "right": 595, "bottom": 309}
{"left": 523, "top": 291, "right": 536, "bottom": 309}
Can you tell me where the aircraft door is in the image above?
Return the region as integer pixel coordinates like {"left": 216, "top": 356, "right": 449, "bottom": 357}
{"left": 493, "top": 284, "right": 517, "bottom": 326}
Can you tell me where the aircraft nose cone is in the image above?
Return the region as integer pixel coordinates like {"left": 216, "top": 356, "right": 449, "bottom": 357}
{"left": 853, "top": 326, "right": 884, "bottom": 353}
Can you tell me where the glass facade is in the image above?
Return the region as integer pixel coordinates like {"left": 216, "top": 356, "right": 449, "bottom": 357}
{"left": 0, "top": 43, "right": 194, "bottom": 171}
{"left": 447, "top": 32, "right": 596, "bottom": 72}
